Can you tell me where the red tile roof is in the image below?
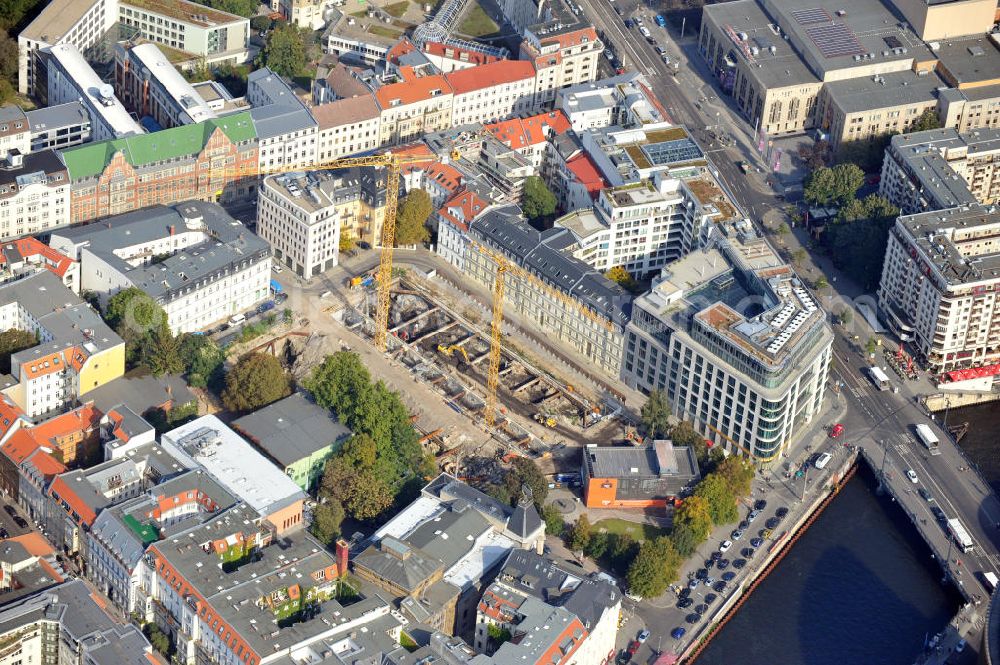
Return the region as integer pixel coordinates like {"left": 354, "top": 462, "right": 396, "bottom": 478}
{"left": 566, "top": 153, "right": 607, "bottom": 199}
{"left": 2, "top": 431, "right": 42, "bottom": 466}
{"left": 0, "top": 398, "right": 23, "bottom": 441}
{"left": 423, "top": 41, "right": 501, "bottom": 67}
{"left": 386, "top": 38, "right": 417, "bottom": 65}
{"left": 0, "top": 238, "right": 75, "bottom": 278}
{"left": 437, "top": 189, "right": 489, "bottom": 232}
{"left": 23, "top": 448, "right": 67, "bottom": 479}
{"left": 444, "top": 59, "right": 536, "bottom": 96}
{"left": 542, "top": 26, "right": 598, "bottom": 49}
{"left": 424, "top": 162, "right": 464, "bottom": 195}
{"left": 48, "top": 475, "right": 97, "bottom": 525}
{"left": 29, "top": 404, "right": 100, "bottom": 446}
{"left": 375, "top": 75, "right": 452, "bottom": 109}
{"left": 486, "top": 111, "right": 571, "bottom": 149}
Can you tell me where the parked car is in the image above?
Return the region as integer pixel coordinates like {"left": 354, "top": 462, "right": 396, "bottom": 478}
{"left": 677, "top": 597, "right": 693, "bottom": 609}
{"left": 717, "top": 559, "right": 730, "bottom": 570}
{"left": 3, "top": 505, "right": 16, "bottom": 517}
{"left": 754, "top": 499, "right": 767, "bottom": 511}
{"left": 671, "top": 627, "right": 686, "bottom": 639}
{"left": 776, "top": 507, "right": 789, "bottom": 518}
{"left": 721, "top": 571, "right": 736, "bottom": 582}
{"left": 688, "top": 578, "right": 700, "bottom": 590}
{"left": 829, "top": 423, "right": 845, "bottom": 438}
{"left": 271, "top": 263, "right": 283, "bottom": 273}
{"left": 750, "top": 537, "right": 764, "bottom": 548}
{"left": 719, "top": 540, "right": 732, "bottom": 553}
{"left": 13, "top": 517, "right": 27, "bottom": 529}
{"left": 731, "top": 529, "right": 744, "bottom": 541}
{"left": 766, "top": 517, "right": 780, "bottom": 529}
{"left": 637, "top": 630, "right": 650, "bottom": 644}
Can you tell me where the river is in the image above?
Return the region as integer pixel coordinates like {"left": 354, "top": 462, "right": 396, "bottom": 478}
{"left": 694, "top": 465, "right": 962, "bottom": 665}
{"left": 951, "top": 402, "right": 1000, "bottom": 493}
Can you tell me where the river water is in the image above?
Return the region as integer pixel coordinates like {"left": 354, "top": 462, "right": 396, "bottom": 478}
{"left": 694, "top": 465, "right": 962, "bottom": 665}
{"left": 951, "top": 402, "right": 1000, "bottom": 493}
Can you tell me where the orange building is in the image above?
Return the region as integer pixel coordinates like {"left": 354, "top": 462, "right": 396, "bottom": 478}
{"left": 582, "top": 441, "right": 700, "bottom": 509}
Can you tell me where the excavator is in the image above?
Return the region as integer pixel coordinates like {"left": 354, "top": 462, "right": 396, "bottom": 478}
{"left": 437, "top": 344, "right": 470, "bottom": 363}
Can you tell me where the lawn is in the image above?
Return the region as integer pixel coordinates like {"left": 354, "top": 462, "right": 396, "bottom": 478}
{"left": 593, "top": 518, "right": 668, "bottom": 542}
{"left": 458, "top": 3, "right": 497, "bottom": 37}
{"left": 383, "top": 0, "right": 410, "bottom": 17}
{"left": 368, "top": 24, "right": 403, "bottom": 38}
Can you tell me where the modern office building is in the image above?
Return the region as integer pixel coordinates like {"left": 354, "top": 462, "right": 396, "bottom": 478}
{"left": 50, "top": 200, "right": 270, "bottom": 334}
{"left": 60, "top": 111, "right": 258, "bottom": 222}
{"left": 621, "top": 219, "right": 833, "bottom": 464}
{"left": 557, "top": 72, "right": 669, "bottom": 133}
{"left": 25, "top": 101, "right": 92, "bottom": 152}
{"left": 257, "top": 167, "right": 386, "bottom": 276}
{"left": 879, "top": 127, "right": 1000, "bottom": 214}
{"left": 0, "top": 150, "right": 71, "bottom": 241}
{"left": 231, "top": 392, "right": 351, "bottom": 493}
{"left": 878, "top": 203, "right": 1000, "bottom": 373}
{"left": 118, "top": 0, "right": 250, "bottom": 65}
{"left": 581, "top": 440, "right": 700, "bottom": 508}
{"left": 114, "top": 42, "right": 217, "bottom": 129}
{"left": 40, "top": 42, "right": 144, "bottom": 141}
{"left": 0, "top": 271, "right": 125, "bottom": 420}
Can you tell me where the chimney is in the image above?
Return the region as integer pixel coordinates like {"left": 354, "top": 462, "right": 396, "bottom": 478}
{"left": 335, "top": 538, "right": 349, "bottom": 576}
{"left": 169, "top": 225, "right": 175, "bottom": 236}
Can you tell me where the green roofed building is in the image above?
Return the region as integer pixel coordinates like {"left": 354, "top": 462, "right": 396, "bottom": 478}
{"left": 62, "top": 112, "right": 258, "bottom": 223}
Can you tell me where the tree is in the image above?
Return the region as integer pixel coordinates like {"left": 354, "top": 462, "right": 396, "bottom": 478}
{"left": 605, "top": 265, "right": 637, "bottom": 291}
{"left": 585, "top": 530, "right": 610, "bottom": 560}
{"left": 0, "top": 35, "right": 18, "bottom": 85}
{"left": 105, "top": 287, "right": 168, "bottom": 338}
{"left": 609, "top": 533, "right": 639, "bottom": 576}
{"left": 865, "top": 337, "right": 878, "bottom": 356}
{"left": 910, "top": 108, "right": 941, "bottom": 133}
{"left": 521, "top": 176, "right": 557, "bottom": 222}
{"left": 342, "top": 470, "right": 394, "bottom": 520}
{"left": 221, "top": 352, "right": 291, "bottom": 412}
{"left": 496, "top": 457, "right": 549, "bottom": 507}
{"left": 259, "top": 24, "right": 306, "bottom": 78}
{"left": 776, "top": 222, "right": 790, "bottom": 236}
{"left": 813, "top": 276, "right": 829, "bottom": 292}
{"left": 804, "top": 164, "right": 864, "bottom": 207}
{"left": 669, "top": 420, "right": 708, "bottom": 466}
{"left": 143, "top": 326, "right": 183, "bottom": 376}
{"left": 178, "top": 334, "right": 226, "bottom": 389}
{"left": 395, "top": 189, "right": 433, "bottom": 246}
{"left": 823, "top": 194, "right": 899, "bottom": 290}
{"left": 339, "top": 230, "right": 356, "bottom": 253}
{"left": 669, "top": 521, "right": 699, "bottom": 558}
{"left": 673, "top": 495, "right": 713, "bottom": 542}
{"left": 0, "top": 329, "right": 37, "bottom": 373}
{"left": 791, "top": 248, "right": 807, "bottom": 266}
{"left": 640, "top": 390, "right": 671, "bottom": 439}
{"left": 715, "top": 456, "right": 754, "bottom": 499}
{"left": 838, "top": 308, "right": 853, "bottom": 325}
{"left": 250, "top": 15, "right": 274, "bottom": 31}
{"left": 306, "top": 351, "right": 372, "bottom": 421}
{"left": 797, "top": 139, "right": 832, "bottom": 170}
{"left": 694, "top": 474, "right": 739, "bottom": 525}
{"left": 567, "top": 514, "right": 592, "bottom": 552}
{"left": 310, "top": 500, "right": 345, "bottom": 545}
{"left": 541, "top": 504, "right": 565, "bottom": 537}
{"left": 625, "top": 537, "right": 681, "bottom": 598}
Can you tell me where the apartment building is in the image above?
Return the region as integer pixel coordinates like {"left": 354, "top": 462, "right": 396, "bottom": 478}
{"left": 0, "top": 106, "right": 30, "bottom": 159}
{"left": 114, "top": 42, "right": 217, "bottom": 129}
{"left": 520, "top": 24, "right": 603, "bottom": 106}
{"left": 699, "top": 0, "right": 925, "bottom": 137}
{"left": 60, "top": 111, "right": 258, "bottom": 222}
{"left": 0, "top": 580, "right": 153, "bottom": 665}
{"left": 621, "top": 220, "right": 833, "bottom": 464}
{"left": 257, "top": 168, "right": 385, "bottom": 277}
{"left": 475, "top": 549, "right": 620, "bottom": 665}
{"left": 440, "top": 204, "right": 631, "bottom": 374}
{"left": 423, "top": 40, "right": 503, "bottom": 73}
{"left": 376, "top": 74, "right": 454, "bottom": 146}
{"left": 0, "top": 151, "right": 70, "bottom": 242}
{"left": 119, "top": 0, "right": 249, "bottom": 65}
{"left": 879, "top": 127, "right": 1000, "bottom": 214}
{"left": 25, "top": 102, "right": 92, "bottom": 152}
{"left": 0, "top": 237, "right": 77, "bottom": 291}
{"left": 50, "top": 200, "right": 270, "bottom": 334}
{"left": 435, "top": 188, "right": 492, "bottom": 268}
{"left": 556, "top": 72, "right": 669, "bottom": 133}
{"left": 41, "top": 43, "right": 144, "bottom": 141}
{"left": 446, "top": 59, "right": 537, "bottom": 126}
{"left": 877, "top": 204, "right": 1000, "bottom": 373}
{"left": 247, "top": 68, "right": 319, "bottom": 174}
{"left": 313, "top": 95, "right": 382, "bottom": 162}
{"left": 0, "top": 271, "right": 125, "bottom": 420}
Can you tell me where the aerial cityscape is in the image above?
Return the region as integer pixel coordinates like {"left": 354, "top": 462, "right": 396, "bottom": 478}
{"left": 0, "top": 0, "right": 995, "bottom": 661}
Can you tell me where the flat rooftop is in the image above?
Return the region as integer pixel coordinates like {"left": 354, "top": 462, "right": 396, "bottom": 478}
{"left": 160, "top": 415, "right": 306, "bottom": 516}
{"left": 121, "top": 0, "right": 246, "bottom": 27}
{"left": 585, "top": 441, "right": 699, "bottom": 479}
{"left": 899, "top": 203, "right": 1000, "bottom": 286}
{"left": 231, "top": 392, "right": 351, "bottom": 468}
{"left": 19, "top": 0, "right": 96, "bottom": 43}
{"left": 934, "top": 35, "right": 1000, "bottom": 87}
{"left": 825, "top": 69, "right": 945, "bottom": 113}
{"left": 262, "top": 167, "right": 385, "bottom": 216}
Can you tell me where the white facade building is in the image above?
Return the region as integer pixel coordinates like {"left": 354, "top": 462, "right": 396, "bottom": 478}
{"left": 114, "top": 43, "right": 217, "bottom": 129}
{"left": 119, "top": 0, "right": 249, "bottom": 65}
{"left": 247, "top": 68, "right": 318, "bottom": 174}
{"left": 50, "top": 200, "right": 270, "bottom": 334}
{"left": 0, "top": 151, "right": 70, "bottom": 241}
{"left": 313, "top": 95, "right": 382, "bottom": 162}
{"left": 446, "top": 60, "right": 538, "bottom": 127}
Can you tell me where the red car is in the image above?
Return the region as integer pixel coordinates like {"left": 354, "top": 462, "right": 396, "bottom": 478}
{"left": 829, "top": 423, "right": 844, "bottom": 438}
{"left": 627, "top": 640, "right": 641, "bottom": 656}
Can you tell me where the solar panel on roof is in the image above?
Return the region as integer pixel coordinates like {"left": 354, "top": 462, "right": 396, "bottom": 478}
{"left": 806, "top": 24, "right": 865, "bottom": 58}
{"left": 791, "top": 7, "right": 831, "bottom": 24}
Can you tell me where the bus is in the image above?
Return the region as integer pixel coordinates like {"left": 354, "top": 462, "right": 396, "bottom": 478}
{"left": 866, "top": 366, "right": 890, "bottom": 391}
{"left": 947, "top": 518, "right": 974, "bottom": 553}
{"left": 983, "top": 571, "right": 999, "bottom": 593}
{"left": 914, "top": 424, "right": 941, "bottom": 456}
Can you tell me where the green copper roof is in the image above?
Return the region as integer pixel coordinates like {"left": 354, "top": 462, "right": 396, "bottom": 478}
{"left": 61, "top": 111, "right": 257, "bottom": 180}
{"left": 122, "top": 514, "right": 160, "bottom": 546}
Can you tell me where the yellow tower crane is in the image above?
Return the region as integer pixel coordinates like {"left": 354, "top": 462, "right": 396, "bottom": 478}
{"left": 471, "top": 242, "right": 617, "bottom": 426}
{"left": 217, "top": 151, "right": 430, "bottom": 350}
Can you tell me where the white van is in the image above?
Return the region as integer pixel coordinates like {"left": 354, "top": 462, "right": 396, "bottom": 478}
{"left": 639, "top": 26, "right": 651, "bottom": 38}
{"left": 814, "top": 452, "right": 833, "bottom": 470}
{"left": 228, "top": 313, "right": 246, "bottom": 327}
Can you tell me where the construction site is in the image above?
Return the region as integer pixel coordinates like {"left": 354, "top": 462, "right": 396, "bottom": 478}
{"left": 341, "top": 274, "right": 625, "bottom": 460}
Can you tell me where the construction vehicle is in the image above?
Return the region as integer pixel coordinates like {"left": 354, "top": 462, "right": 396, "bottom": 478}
{"left": 472, "top": 241, "right": 617, "bottom": 426}
{"left": 437, "top": 344, "right": 470, "bottom": 363}
{"left": 534, "top": 413, "right": 557, "bottom": 428}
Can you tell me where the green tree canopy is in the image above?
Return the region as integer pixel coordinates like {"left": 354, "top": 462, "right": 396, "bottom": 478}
{"left": 823, "top": 194, "right": 899, "bottom": 290}
{"left": 259, "top": 24, "right": 306, "bottom": 78}
{"left": 492, "top": 457, "right": 549, "bottom": 507}
{"left": 0, "top": 328, "right": 37, "bottom": 374}
{"left": 541, "top": 504, "right": 565, "bottom": 537}
{"left": 178, "top": 334, "right": 226, "bottom": 389}
{"left": 804, "top": 163, "right": 864, "bottom": 207}
{"left": 567, "top": 514, "right": 592, "bottom": 552}
{"left": 609, "top": 533, "right": 639, "bottom": 576}
{"left": 910, "top": 108, "right": 941, "bottom": 133}
{"left": 694, "top": 474, "right": 739, "bottom": 525}
{"left": 640, "top": 390, "right": 671, "bottom": 439}
{"left": 673, "top": 495, "right": 713, "bottom": 542}
{"left": 250, "top": 15, "right": 274, "bottom": 31}
{"left": 669, "top": 420, "right": 708, "bottom": 465}
{"left": 104, "top": 287, "right": 171, "bottom": 366}
{"left": 605, "top": 265, "right": 638, "bottom": 291}
{"left": 221, "top": 352, "right": 291, "bottom": 412}
{"left": 310, "top": 500, "right": 345, "bottom": 545}
{"left": 143, "top": 326, "right": 183, "bottom": 377}
{"left": 625, "top": 536, "right": 681, "bottom": 598}
{"left": 521, "top": 175, "right": 557, "bottom": 222}
{"left": 715, "top": 456, "right": 754, "bottom": 499}
{"left": 669, "top": 521, "right": 700, "bottom": 558}
{"left": 395, "top": 189, "right": 433, "bottom": 246}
